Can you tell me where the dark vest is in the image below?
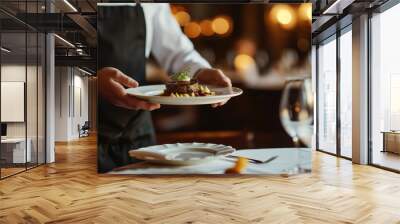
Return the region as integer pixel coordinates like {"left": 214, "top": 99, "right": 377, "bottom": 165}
{"left": 97, "top": 5, "right": 155, "bottom": 173}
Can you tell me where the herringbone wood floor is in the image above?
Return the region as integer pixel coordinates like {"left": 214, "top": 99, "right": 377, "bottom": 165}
{"left": 1, "top": 135, "right": 400, "bottom": 224}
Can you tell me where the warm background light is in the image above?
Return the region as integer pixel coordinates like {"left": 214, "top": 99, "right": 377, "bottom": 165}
{"left": 276, "top": 8, "right": 292, "bottom": 25}
{"left": 236, "top": 39, "right": 256, "bottom": 57}
{"left": 298, "top": 3, "right": 312, "bottom": 21}
{"left": 200, "top": 20, "right": 214, "bottom": 36}
{"left": 212, "top": 16, "right": 231, "bottom": 35}
{"left": 175, "top": 11, "right": 191, "bottom": 27}
{"left": 171, "top": 5, "right": 235, "bottom": 38}
{"left": 234, "top": 54, "right": 255, "bottom": 71}
{"left": 170, "top": 5, "right": 185, "bottom": 14}
{"left": 184, "top": 22, "right": 201, "bottom": 38}
{"left": 268, "top": 5, "right": 297, "bottom": 30}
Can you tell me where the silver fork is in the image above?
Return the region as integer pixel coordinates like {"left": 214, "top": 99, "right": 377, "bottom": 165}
{"left": 226, "top": 155, "right": 278, "bottom": 164}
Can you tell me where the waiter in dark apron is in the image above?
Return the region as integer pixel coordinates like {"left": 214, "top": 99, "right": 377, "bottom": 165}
{"left": 97, "top": 2, "right": 232, "bottom": 173}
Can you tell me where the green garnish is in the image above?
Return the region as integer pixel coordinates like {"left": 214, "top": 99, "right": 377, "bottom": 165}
{"left": 171, "top": 70, "right": 191, "bottom": 81}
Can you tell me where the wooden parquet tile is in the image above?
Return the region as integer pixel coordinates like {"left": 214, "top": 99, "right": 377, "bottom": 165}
{"left": 1, "top": 135, "right": 400, "bottom": 224}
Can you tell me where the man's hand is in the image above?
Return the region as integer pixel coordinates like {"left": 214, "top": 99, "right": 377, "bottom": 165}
{"left": 195, "top": 68, "right": 232, "bottom": 108}
{"left": 98, "top": 67, "right": 160, "bottom": 111}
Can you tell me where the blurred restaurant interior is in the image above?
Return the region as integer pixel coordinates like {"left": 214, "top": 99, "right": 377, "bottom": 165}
{"left": 149, "top": 3, "right": 312, "bottom": 149}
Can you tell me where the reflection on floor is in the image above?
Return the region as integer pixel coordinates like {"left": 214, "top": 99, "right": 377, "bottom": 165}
{"left": 0, "top": 167, "right": 25, "bottom": 177}
{"left": 0, "top": 163, "right": 42, "bottom": 178}
{"left": 373, "top": 151, "right": 400, "bottom": 171}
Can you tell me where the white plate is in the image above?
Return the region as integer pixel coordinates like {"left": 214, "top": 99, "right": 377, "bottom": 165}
{"left": 129, "top": 143, "right": 235, "bottom": 166}
{"left": 126, "top": 84, "right": 242, "bottom": 105}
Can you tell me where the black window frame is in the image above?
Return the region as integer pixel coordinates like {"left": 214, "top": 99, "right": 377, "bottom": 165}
{"left": 0, "top": 0, "right": 47, "bottom": 180}
{"left": 314, "top": 16, "right": 352, "bottom": 160}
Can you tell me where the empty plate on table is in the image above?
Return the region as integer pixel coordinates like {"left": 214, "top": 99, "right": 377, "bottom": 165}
{"left": 129, "top": 143, "right": 235, "bottom": 166}
{"left": 126, "top": 85, "right": 242, "bottom": 105}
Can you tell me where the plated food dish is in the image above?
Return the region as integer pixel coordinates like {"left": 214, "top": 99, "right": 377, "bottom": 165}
{"left": 162, "top": 71, "right": 215, "bottom": 97}
{"left": 126, "top": 71, "right": 242, "bottom": 105}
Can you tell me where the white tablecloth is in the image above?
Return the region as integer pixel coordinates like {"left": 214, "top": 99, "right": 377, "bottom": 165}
{"left": 109, "top": 148, "right": 312, "bottom": 175}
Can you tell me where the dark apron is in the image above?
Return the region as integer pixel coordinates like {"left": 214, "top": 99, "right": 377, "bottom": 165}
{"left": 97, "top": 4, "right": 155, "bottom": 173}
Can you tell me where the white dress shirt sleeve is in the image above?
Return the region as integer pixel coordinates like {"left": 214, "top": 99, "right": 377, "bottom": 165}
{"left": 150, "top": 4, "right": 211, "bottom": 77}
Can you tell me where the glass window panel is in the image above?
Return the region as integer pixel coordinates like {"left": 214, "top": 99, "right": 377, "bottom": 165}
{"left": 1, "top": 31, "right": 28, "bottom": 177}
{"left": 339, "top": 29, "right": 352, "bottom": 158}
{"left": 371, "top": 3, "right": 400, "bottom": 171}
{"left": 26, "top": 0, "right": 39, "bottom": 169}
{"left": 27, "top": 31, "right": 38, "bottom": 169}
{"left": 317, "top": 37, "right": 337, "bottom": 154}
{"left": 0, "top": 1, "right": 46, "bottom": 178}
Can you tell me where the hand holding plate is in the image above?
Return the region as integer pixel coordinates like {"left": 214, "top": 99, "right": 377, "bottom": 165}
{"left": 97, "top": 67, "right": 161, "bottom": 111}
{"left": 194, "top": 68, "right": 232, "bottom": 107}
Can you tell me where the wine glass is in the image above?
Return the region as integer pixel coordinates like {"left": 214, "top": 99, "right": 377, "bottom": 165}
{"left": 280, "top": 77, "right": 313, "bottom": 147}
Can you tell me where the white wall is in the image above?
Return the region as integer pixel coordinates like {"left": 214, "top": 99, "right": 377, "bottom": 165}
{"left": 54, "top": 67, "right": 89, "bottom": 141}
{"left": 55, "top": 67, "right": 70, "bottom": 141}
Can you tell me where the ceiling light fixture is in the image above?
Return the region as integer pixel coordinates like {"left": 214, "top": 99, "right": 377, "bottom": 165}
{"left": 322, "top": 0, "right": 355, "bottom": 15}
{"left": 54, "top": 34, "right": 75, "bottom": 48}
{"left": 1, "top": 47, "right": 11, "bottom": 53}
{"left": 63, "top": 0, "right": 78, "bottom": 12}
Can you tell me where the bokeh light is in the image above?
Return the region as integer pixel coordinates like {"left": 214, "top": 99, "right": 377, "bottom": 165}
{"left": 236, "top": 39, "right": 256, "bottom": 56}
{"left": 298, "top": 3, "right": 312, "bottom": 21}
{"left": 212, "top": 16, "right": 231, "bottom": 35}
{"left": 171, "top": 5, "right": 186, "bottom": 14}
{"left": 184, "top": 22, "right": 202, "bottom": 38}
{"left": 234, "top": 54, "right": 255, "bottom": 71}
{"left": 277, "top": 9, "right": 292, "bottom": 25}
{"left": 200, "top": 20, "right": 214, "bottom": 36}
{"left": 268, "top": 5, "right": 297, "bottom": 30}
{"left": 175, "top": 11, "right": 191, "bottom": 27}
